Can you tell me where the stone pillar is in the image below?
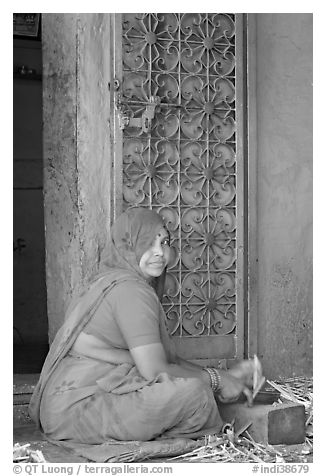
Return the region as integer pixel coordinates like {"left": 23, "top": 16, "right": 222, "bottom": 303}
{"left": 255, "top": 14, "right": 313, "bottom": 377}
{"left": 42, "top": 14, "right": 112, "bottom": 342}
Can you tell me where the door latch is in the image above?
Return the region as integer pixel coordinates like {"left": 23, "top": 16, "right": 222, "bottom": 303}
{"left": 115, "top": 84, "right": 160, "bottom": 133}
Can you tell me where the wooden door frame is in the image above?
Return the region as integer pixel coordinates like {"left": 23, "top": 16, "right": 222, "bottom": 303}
{"left": 244, "top": 13, "right": 258, "bottom": 358}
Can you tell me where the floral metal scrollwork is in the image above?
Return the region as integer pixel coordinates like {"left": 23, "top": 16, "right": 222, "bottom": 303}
{"left": 120, "top": 13, "right": 238, "bottom": 338}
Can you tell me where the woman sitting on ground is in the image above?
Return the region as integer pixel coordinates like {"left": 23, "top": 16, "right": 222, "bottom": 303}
{"left": 30, "top": 208, "right": 256, "bottom": 443}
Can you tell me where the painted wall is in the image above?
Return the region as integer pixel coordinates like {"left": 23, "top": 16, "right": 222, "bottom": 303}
{"left": 42, "top": 13, "right": 313, "bottom": 377}
{"left": 42, "top": 14, "right": 112, "bottom": 341}
{"left": 255, "top": 14, "right": 313, "bottom": 378}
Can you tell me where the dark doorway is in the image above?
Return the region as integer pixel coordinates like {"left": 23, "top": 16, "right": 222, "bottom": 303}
{"left": 13, "top": 19, "right": 49, "bottom": 373}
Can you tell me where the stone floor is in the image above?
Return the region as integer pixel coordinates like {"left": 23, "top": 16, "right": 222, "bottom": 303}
{"left": 14, "top": 425, "right": 88, "bottom": 463}
{"left": 13, "top": 371, "right": 87, "bottom": 463}
{"left": 13, "top": 373, "right": 313, "bottom": 464}
{"left": 14, "top": 421, "right": 313, "bottom": 464}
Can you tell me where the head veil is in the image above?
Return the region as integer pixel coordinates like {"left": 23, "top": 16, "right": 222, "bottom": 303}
{"left": 95, "top": 207, "right": 169, "bottom": 300}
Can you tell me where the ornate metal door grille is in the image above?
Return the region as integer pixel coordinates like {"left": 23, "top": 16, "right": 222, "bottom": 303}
{"left": 112, "top": 13, "right": 245, "bottom": 363}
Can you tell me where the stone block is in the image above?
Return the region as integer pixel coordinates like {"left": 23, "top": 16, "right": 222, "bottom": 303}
{"left": 13, "top": 404, "right": 34, "bottom": 427}
{"left": 13, "top": 374, "right": 39, "bottom": 427}
{"left": 218, "top": 400, "right": 306, "bottom": 445}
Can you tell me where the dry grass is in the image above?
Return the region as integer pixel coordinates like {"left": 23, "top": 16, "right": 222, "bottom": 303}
{"left": 168, "top": 376, "right": 313, "bottom": 463}
{"left": 13, "top": 443, "right": 46, "bottom": 463}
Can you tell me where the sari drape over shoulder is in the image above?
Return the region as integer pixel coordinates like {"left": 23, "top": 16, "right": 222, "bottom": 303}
{"left": 29, "top": 209, "right": 223, "bottom": 459}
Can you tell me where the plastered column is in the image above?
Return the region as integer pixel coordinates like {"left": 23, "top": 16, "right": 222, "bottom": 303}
{"left": 42, "top": 14, "right": 112, "bottom": 342}
{"left": 255, "top": 14, "right": 313, "bottom": 378}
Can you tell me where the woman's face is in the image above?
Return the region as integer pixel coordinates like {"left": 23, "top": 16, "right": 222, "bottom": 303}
{"left": 139, "top": 227, "right": 170, "bottom": 280}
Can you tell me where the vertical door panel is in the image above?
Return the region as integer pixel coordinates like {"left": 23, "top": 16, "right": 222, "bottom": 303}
{"left": 113, "top": 13, "right": 245, "bottom": 362}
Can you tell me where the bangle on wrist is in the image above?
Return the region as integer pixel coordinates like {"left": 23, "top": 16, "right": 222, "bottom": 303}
{"left": 204, "top": 367, "right": 222, "bottom": 393}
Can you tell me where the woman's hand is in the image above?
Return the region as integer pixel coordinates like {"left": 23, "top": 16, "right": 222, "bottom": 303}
{"left": 227, "top": 358, "right": 262, "bottom": 388}
{"left": 217, "top": 370, "right": 253, "bottom": 405}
